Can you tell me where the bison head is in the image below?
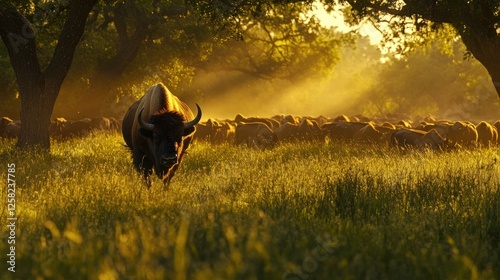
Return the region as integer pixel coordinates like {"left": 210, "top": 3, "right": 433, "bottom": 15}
{"left": 137, "top": 104, "right": 201, "bottom": 177}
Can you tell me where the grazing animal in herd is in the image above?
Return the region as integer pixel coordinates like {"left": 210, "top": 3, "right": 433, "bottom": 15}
{"left": 416, "top": 122, "right": 451, "bottom": 139}
{"left": 381, "top": 122, "right": 396, "bottom": 129}
{"left": 327, "top": 122, "right": 371, "bottom": 141}
{"left": 390, "top": 129, "right": 447, "bottom": 150}
{"left": 296, "top": 119, "right": 327, "bottom": 141}
{"left": 374, "top": 124, "right": 397, "bottom": 135}
{"left": 194, "top": 119, "right": 220, "bottom": 143}
{"left": 90, "top": 117, "right": 111, "bottom": 131}
{"left": 61, "top": 118, "right": 93, "bottom": 138}
{"left": 275, "top": 122, "right": 299, "bottom": 141}
{"left": 447, "top": 121, "right": 478, "bottom": 148}
{"left": 235, "top": 114, "right": 279, "bottom": 130}
{"left": 122, "top": 83, "right": 202, "bottom": 187}
{"left": 332, "top": 114, "right": 350, "bottom": 123}
{"left": 214, "top": 122, "right": 236, "bottom": 144}
{"left": 50, "top": 117, "right": 118, "bottom": 139}
{"left": 313, "top": 115, "right": 330, "bottom": 127}
{"left": 0, "top": 117, "right": 15, "bottom": 138}
{"left": 494, "top": 121, "right": 500, "bottom": 145}
{"left": 397, "top": 120, "right": 412, "bottom": 129}
{"left": 108, "top": 117, "right": 121, "bottom": 132}
{"left": 194, "top": 123, "right": 217, "bottom": 143}
{"left": 49, "top": 117, "right": 68, "bottom": 137}
{"left": 275, "top": 120, "right": 326, "bottom": 142}
{"left": 235, "top": 122, "right": 278, "bottom": 149}
{"left": 280, "top": 114, "right": 301, "bottom": 125}
{"left": 275, "top": 120, "right": 325, "bottom": 142}
{"left": 475, "top": 121, "right": 498, "bottom": 147}
{"left": 0, "top": 117, "right": 21, "bottom": 139}
{"left": 353, "top": 123, "right": 387, "bottom": 144}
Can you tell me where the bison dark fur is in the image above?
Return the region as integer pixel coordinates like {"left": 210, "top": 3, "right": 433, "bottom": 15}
{"left": 122, "top": 83, "right": 201, "bottom": 188}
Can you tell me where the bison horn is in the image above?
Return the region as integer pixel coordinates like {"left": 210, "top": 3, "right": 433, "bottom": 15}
{"left": 137, "top": 108, "right": 154, "bottom": 131}
{"left": 183, "top": 103, "right": 202, "bottom": 129}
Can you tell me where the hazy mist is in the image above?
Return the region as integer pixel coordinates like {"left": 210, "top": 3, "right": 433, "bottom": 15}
{"left": 187, "top": 37, "right": 500, "bottom": 123}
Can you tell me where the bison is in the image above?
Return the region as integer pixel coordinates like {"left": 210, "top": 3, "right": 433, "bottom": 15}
{"left": 494, "top": 121, "right": 500, "bottom": 145}
{"left": 90, "top": 117, "right": 112, "bottom": 131}
{"left": 214, "top": 122, "right": 236, "bottom": 144}
{"left": 353, "top": 123, "right": 388, "bottom": 144}
{"left": 1, "top": 117, "right": 15, "bottom": 138}
{"left": 122, "top": 83, "right": 201, "bottom": 187}
{"left": 235, "top": 122, "right": 277, "bottom": 149}
{"left": 390, "top": 128, "right": 448, "bottom": 150}
{"left": 194, "top": 122, "right": 218, "bottom": 143}
{"left": 475, "top": 121, "right": 498, "bottom": 147}
{"left": 415, "top": 122, "right": 451, "bottom": 139}
{"left": 193, "top": 119, "right": 221, "bottom": 144}
{"left": 296, "top": 119, "right": 327, "bottom": 141}
{"left": 235, "top": 114, "right": 279, "bottom": 130}
{"left": 447, "top": 121, "right": 478, "bottom": 148}
{"left": 0, "top": 118, "right": 20, "bottom": 139}
{"left": 275, "top": 122, "right": 299, "bottom": 142}
{"left": 326, "top": 121, "right": 372, "bottom": 141}
{"left": 63, "top": 118, "right": 92, "bottom": 138}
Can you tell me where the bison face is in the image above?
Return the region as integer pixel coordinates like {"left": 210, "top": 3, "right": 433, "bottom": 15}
{"left": 152, "top": 126, "right": 190, "bottom": 175}
{"left": 138, "top": 105, "right": 201, "bottom": 178}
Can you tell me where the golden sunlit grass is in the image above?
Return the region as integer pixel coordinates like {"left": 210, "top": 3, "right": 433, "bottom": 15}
{"left": 1, "top": 133, "right": 499, "bottom": 279}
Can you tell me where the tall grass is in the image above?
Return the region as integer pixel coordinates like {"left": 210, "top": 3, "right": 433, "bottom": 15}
{"left": 1, "top": 134, "right": 499, "bottom": 279}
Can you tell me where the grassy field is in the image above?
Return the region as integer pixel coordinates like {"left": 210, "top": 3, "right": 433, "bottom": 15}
{"left": 1, "top": 132, "right": 499, "bottom": 279}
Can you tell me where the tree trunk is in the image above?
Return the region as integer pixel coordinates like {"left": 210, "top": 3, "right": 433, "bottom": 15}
{"left": 77, "top": 2, "right": 190, "bottom": 116}
{"left": 483, "top": 66, "right": 500, "bottom": 99}
{"left": 454, "top": 30, "right": 500, "bottom": 98}
{"left": 0, "top": 1, "right": 98, "bottom": 151}
{"left": 82, "top": 3, "right": 149, "bottom": 116}
{"left": 477, "top": 59, "right": 500, "bottom": 99}
{"left": 18, "top": 86, "right": 55, "bottom": 149}
{"left": 82, "top": 31, "right": 147, "bottom": 116}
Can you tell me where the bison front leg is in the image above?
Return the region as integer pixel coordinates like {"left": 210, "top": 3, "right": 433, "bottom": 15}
{"left": 163, "top": 149, "right": 189, "bottom": 190}
{"left": 133, "top": 152, "right": 153, "bottom": 188}
{"left": 162, "top": 163, "right": 180, "bottom": 190}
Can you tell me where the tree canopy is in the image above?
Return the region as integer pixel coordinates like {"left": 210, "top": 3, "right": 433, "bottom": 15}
{"left": 1, "top": 0, "right": 349, "bottom": 117}
{"left": 1, "top": 0, "right": 499, "bottom": 150}
{"left": 344, "top": 37, "right": 500, "bottom": 120}
{"left": 0, "top": 0, "right": 349, "bottom": 150}
{"left": 331, "top": 0, "right": 500, "bottom": 97}
{"left": 0, "top": 0, "right": 99, "bottom": 149}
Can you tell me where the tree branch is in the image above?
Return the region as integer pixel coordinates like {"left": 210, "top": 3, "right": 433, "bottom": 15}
{"left": 347, "top": 0, "right": 454, "bottom": 24}
{"left": 44, "top": 0, "right": 99, "bottom": 93}
{"left": 0, "top": 4, "right": 43, "bottom": 93}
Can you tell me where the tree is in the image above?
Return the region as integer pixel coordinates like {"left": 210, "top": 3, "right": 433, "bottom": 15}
{"left": 78, "top": 1, "right": 194, "bottom": 115}
{"left": 330, "top": 34, "right": 500, "bottom": 120}
{"left": 79, "top": 1, "right": 349, "bottom": 115}
{"left": 0, "top": 0, "right": 98, "bottom": 150}
{"left": 0, "top": 0, "right": 349, "bottom": 150}
{"left": 198, "top": 2, "right": 348, "bottom": 81}
{"left": 20, "top": 1, "right": 349, "bottom": 116}
{"left": 326, "top": 0, "right": 500, "bottom": 98}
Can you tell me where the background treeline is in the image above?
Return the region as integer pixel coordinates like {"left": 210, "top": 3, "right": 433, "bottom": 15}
{"left": 0, "top": 1, "right": 499, "bottom": 121}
